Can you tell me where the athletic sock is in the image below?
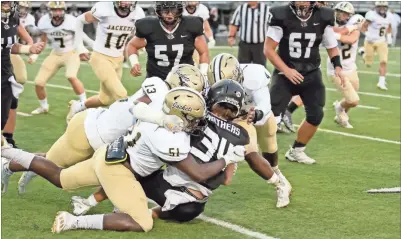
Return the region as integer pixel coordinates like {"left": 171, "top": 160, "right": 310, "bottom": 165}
{"left": 78, "top": 93, "right": 87, "bottom": 102}
{"left": 267, "top": 173, "right": 280, "bottom": 186}
{"left": 39, "top": 98, "right": 49, "bottom": 109}
{"left": 378, "top": 76, "right": 386, "bottom": 84}
{"left": 87, "top": 194, "right": 99, "bottom": 207}
{"left": 73, "top": 214, "right": 104, "bottom": 230}
{"left": 2, "top": 148, "right": 35, "bottom": 169}
{"left": 272, "top": 166, "right": 282, "bottom": 176}
{"left": 2, "top": 133, "right": 13, "bottom": 140}
{"left": 287, "top": 102, "right": 298, "bottom": 114}
{"left": 292, "top": 141, "right": 306, "bottom": 149}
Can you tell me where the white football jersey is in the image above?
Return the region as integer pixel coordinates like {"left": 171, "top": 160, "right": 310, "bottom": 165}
{"left": 84, "top": 77, "right": 168, "bottom": 150}
{"left": 91, "top": 2, "right": 145, "bottom": 57}
{"left": 327, "top": 15, "right": 362, "bottom": 74}
{"left": 183, "top": 4, "right": 210, "bottom": 21}
{"left": 20, "top": 13, "right": 35, "bottom": 28}
{"left": 365, "top": 10, "right": 391, "bottom": 43}
{"left": 38, "top": 14, "right": 76, "bottom": 53}
{"left": 127, "top": 121, "right": 191, "bottom": 177}
{"left": 240, "top": 64, "right": 272, "bottom": 125}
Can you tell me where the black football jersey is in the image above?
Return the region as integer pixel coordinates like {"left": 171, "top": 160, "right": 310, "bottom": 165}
{"left": 135, "top": 16, "right": 204, "bottom": 80}
{"left": 1, "top": 16, "right": 19, "bottom": 83}
{"left": 268, "top": 6, "right": 335, "bottom": 75}
{"left": 190, "top": 113, "right": 249, "bottom": 190}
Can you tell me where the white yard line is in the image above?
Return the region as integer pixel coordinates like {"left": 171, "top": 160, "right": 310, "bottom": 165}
{"left": 356, "top": 105, "right": 380, "bottom": 110}
{"left": 325, "top": 87, "right": 400, "bottom": 99}
{"left": 294, "top": 124, "right": 401, "bottom": 145}
{"left": 16, "top": 112, "right": 32, "bottom": 117}
{"left": 366, "top": 187, "right": 401, "bottom": 193}
{"left": 357, "top": 70, "right": 401, "bottom": 78}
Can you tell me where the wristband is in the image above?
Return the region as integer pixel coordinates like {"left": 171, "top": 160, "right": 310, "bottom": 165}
{"left": 253, "top": 109, "right": 264, "bottom": 124}
{"left": 386, "top": 33, "right": 392, "bottom": 44}
{"left": 199, "top": 63, "right": 208, "bottom": 75}
{"left": 208, "top": 36, "right": 215, "bottom": 42}
{"left": 331, "top": 55, "right": 342, "bottom": 68}
{"left": 19, "top": 45, "right": 31, "bottom": 54}
{"left": 129, "top": 54, "right": 139, "bottom": 67}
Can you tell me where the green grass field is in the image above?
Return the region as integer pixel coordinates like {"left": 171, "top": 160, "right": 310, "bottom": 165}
{"left": 2, "top": 47, "right": 400, "bottom": 239}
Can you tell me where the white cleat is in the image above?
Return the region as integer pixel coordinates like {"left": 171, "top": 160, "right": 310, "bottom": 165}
{"left": 18, "top": 171, "right": 37, "bottom": 194}
{"left": 1, "top": 157, "right": 14, "bottom": 194}
{"left": 66, "top": 100, "right": 84, "bottom": 124}
{"left": 276, "top": 178, "right": 292, "bottom": 208}
{"left": 285, "top": 146, "right": 316, "bottom": 164}
{"left": 52, "top": 211, "right": 76, "bottom": 234}
{"left": 377, "top": 82, "right": 388, "bottom": 91}
{"left": 31, "top": 106, "right": 49, "bottom": 115}
{"left": 334, "top": 116, "right": 354, "bottom": 129}
{"left": 71, "top": 196, "right": 92, "bottom": 216}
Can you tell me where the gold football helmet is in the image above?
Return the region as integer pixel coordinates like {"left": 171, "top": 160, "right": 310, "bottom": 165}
{"left": 47, "top": 1, "right": 66, "bottom": 21}
{"left": 207, "top": 53, "right": 243, "bottom": 86}
{"left": 19, "top": 1, "right": 31, "bottom": 18}
{"left": 163, "top": 87, "right": 206, "bottom": 133}
{"left": 166, "top": 64, "right": 205, "bottom": 93}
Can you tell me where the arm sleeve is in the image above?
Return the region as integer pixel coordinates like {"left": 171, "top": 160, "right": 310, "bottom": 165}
{"left": 73, "top": 13, "right": 88, "bottom": 51}
{"left": 82, "top": 32, "right": 94, "bottom": 48}
{"left": 230, "top": 5, "right": 241, "bottom": 26}
{"left": 322, "top": 26, "right": 338, "bottom": 49}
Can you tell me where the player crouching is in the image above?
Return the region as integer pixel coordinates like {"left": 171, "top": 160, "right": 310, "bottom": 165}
{"left": 329, "top": 2, "right": 364, "bottom": 128}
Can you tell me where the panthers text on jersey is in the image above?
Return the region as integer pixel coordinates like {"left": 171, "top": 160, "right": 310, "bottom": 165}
{"left": 327, "top": 14, "right": 362, "bottom": 75}
{"left": 20, "top": 13, "right": 35, "bottom": 28}
{"left": 163, "top": 112, "right": 249, "bottom": 197}
{"left": 1, "top": 16, "right": 19, "bottom": 82}
{"left": 267, "top": 6, "right": 337, "bottom": 75}
{"left": 135, "top": 16, "right": 204, "bottom": 79}
{"left": 365, "top": 10, "right": 391, "bottom": 43}
{"left": 38, "top": 13, "right": 77, "bottom": 53}
{"left": 183, "top": 4, "right": 210, "bottom": 21}
{"left": 91, "top": 1, "right": 145, "bottom": 57}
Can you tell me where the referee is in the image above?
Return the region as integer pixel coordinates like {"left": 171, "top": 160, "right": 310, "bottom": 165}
{"left": 228, "top": 1, "right": 269, "bottom": 66}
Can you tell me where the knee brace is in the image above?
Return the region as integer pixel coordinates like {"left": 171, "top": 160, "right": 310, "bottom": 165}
{"left": 167, "top": 202, "right": 205, "bottom": 223}
{"left": 306, "top": 106, "right": 324, "bottom": 126}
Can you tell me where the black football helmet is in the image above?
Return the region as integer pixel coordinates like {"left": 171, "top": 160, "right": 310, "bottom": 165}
{"left": 206, "top": 79, "right": 245, "bottom": 118}
{"left": 155, "top": 1, "right": 184, "bottom": 27}
{"left": 1, "top": 1, "right": 18, "bottom": 21}
{"left": 114, "top": 1, "right": 137, "bottom": 15}
{"left": 289, "top": 1, "right": 317, "bottom": 19}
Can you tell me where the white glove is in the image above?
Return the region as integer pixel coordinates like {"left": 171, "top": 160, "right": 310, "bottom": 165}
{"left": 208, "top": 39, "right": 216, "bottom": 48}
{"left": 27, "top": 54, "right": 38, "bottom": 64}
{"left": 161, "top": 114, "right": 184, "bottom": 133}
{"left": 218, "top": 145, "right": 245, "bottom": 166}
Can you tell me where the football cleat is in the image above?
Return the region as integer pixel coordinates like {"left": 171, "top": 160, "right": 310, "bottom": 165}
{"left": 277, "top": 121, "right": 291, "bottom": 134}
{"left": 377, "top": 82, "right": 388, "bottom": 91}
{"left": 71, "top": 196, "right": 92, "bottom": 216}
{"left": 276, "top": 177, "right": 292, "bottom": 208}
{"left": 18, "top": 171, "right": 37, "bottom": 194}
{"left": 52, "top": 211, "right": 76, "bottom": 234}
{"left": 282, "top": 110, "right": 296, "bottom": 133}
{"left": 66, "top": 100, "right": 84, "bottom": 123}
{"left": 285, "top": 146, "right": 316, "bottom": 164}
{"left": 334, "top": 115, "right": 354, "bottom": 129}
{"left": 31, "top": 106, "right": 49, "bottom": 115}
{"left": 1, "top": 157, "right": 14, "bottom": 194}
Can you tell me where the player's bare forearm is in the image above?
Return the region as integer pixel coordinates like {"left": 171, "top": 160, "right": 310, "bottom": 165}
{"left": 17, "top": 24, "right": 33, "bottom": 45}
{"left": 83, "top": 11, "right": 98, "bottom": 23}
{"left": 339, "top": 30, "right": 360, "bottom": 45}
{"left": 361, "top": 21, "right": 370, "bottom": 33}
{"left": 245, "top": 152, "right": 274, "bottom": 180}
{"left": 333, "top": 26, "right": 349, "bottom": 35}
{"left": 175, "top": 155, "right": 226, "bottom": 182}
{"left": 326, "top": 46, "right": 340, "bottom": 58}
{"left": 11, "top": 43, "right": 22, "bottom": 54}
{"left": 194, "top": 35, "right": 209, "bottom": 63}
{"left": 228, "top": 25, "right": 238, "bottom": 37}
{"left": 127, "top": 37, "right": 146, "bottom": 56}
{"left": 223, "top": 163, "right": 236, "bottom": 185}
{"left": 40, "top": 33, "right": 48, "bottom": 48}
{"left": 203, "top": 20, "right": 213, "bottom": 39}
{"left": 264, "top": 38, "right": 290, "bottom": 73}
{"left": 387, "top": 24, "right": 392, "bottom": 34}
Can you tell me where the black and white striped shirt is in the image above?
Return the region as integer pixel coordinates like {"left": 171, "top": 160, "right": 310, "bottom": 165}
{"left": 230, "top": 2, "right": 269, "bottom": 44}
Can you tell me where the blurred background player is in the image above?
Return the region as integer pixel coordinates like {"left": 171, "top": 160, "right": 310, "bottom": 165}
{"left": 68, "top": 1, "right": 145, "bottom": 121}
{"left": 31, "top": 1, "right": 92, "bottom": 115}
{"left": 361, "top": 1, "right": 392, "bottom": 91}
{"left": 330, "top": 2, "right": 364, "bottom": 129}
{"left": 389, "top": 9, "right": 400, "bottom": 47}
{"left": 183, "top": 1, "right": 215, "bottom": 66}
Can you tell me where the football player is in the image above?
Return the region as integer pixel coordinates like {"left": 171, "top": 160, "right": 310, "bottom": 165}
{"left": 329, "top": 2, "right": 365, "bottom": 128}
{"left": 18, "top": 64, "right": 205, "bottom": 194}
{"left": 68, "top": 1, "right": 145, "bottom": 121}
{"left": 207, "top": 53, "right": 292, "bottom": 207}
{"left": 361, "top": 1, "right": 392, "bottom": 90}
{"left": 1, "top": 1, "right": 44, "bottom": 148}
{"left": 72, "top": 80, "right": 250, "bottom": 221}
{"left": 128, "top": 1, "right": 209, "bottom": 80}
{"left": 2, "top": 87, "right": 244, "bottom": 233}
{"left": 183, "top": 1, "right": 215, "bottom": 66}
{"left": 31, "top": 1, "right": 93, "bottom": 115}
{"left": 264, "top": 1, "right": 344, "bottom": 164}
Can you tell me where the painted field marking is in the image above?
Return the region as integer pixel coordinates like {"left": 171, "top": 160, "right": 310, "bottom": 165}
{"left": 326, "top": 87, "right": 400, "bottom": 99}
{"left": 356, "top": 105, "right": 380, "bottom": 110}
{"left": 366, "top": 187, "right": 401, "bottom": 193}
{"left": 17, "top": 112, "right": 32, "bottom": 117}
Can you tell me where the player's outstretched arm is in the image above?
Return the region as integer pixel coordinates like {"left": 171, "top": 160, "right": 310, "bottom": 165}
{"left": 336, "top": 29, "right": 360, "bottom": 45}
{"left": 194, "top": 35, "right": 209, "bottom": 75}
{"left": 361, "top": 20, "right": 371, "bottom": 33}
{"left": 74, "top": 12, "right": 97, "bottom": 56}
{"left": 127, "top": 36, "right": 146, "bottom": 77}
{"left": 17, "top": 24, "right": 33, "bottom": 45}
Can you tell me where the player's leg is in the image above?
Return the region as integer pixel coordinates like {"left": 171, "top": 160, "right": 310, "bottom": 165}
{"left": 18, "top": 111, "right": 94, "bottom": 193}
{"left": 10, "top": 54, "right": 27, "bottom": 85}
{"left": 237, "top": 42, "right": 252, "bottom": 64}
{"left": 65, "top": 51, "right": 86, "bottom": 102}
{"left": 251, "top": 43, "right": 267, "bottom": 67}
{"left": 32, "top": 53, "right": 61, "bottom": 114}
{"left": 285, "top": 70, "right": 325, "bottom": 164}
{"left": 363, "top": 40, "right": 374, "bottom": 68}
{"left": 2, "top": 97, "right": 18, "bottom": 147}
{"left": 376, "top": 42, "right": 389, "bottom": 90}
{"left": 282, "top": 95, "right": 303, "bottom": 133}
{"left": 270, "top": 73, "right": 294, "bottom": 134}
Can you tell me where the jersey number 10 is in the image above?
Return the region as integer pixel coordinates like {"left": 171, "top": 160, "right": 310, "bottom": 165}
{"left": 105, "top": 33, "right": 129, "bottom": 50}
